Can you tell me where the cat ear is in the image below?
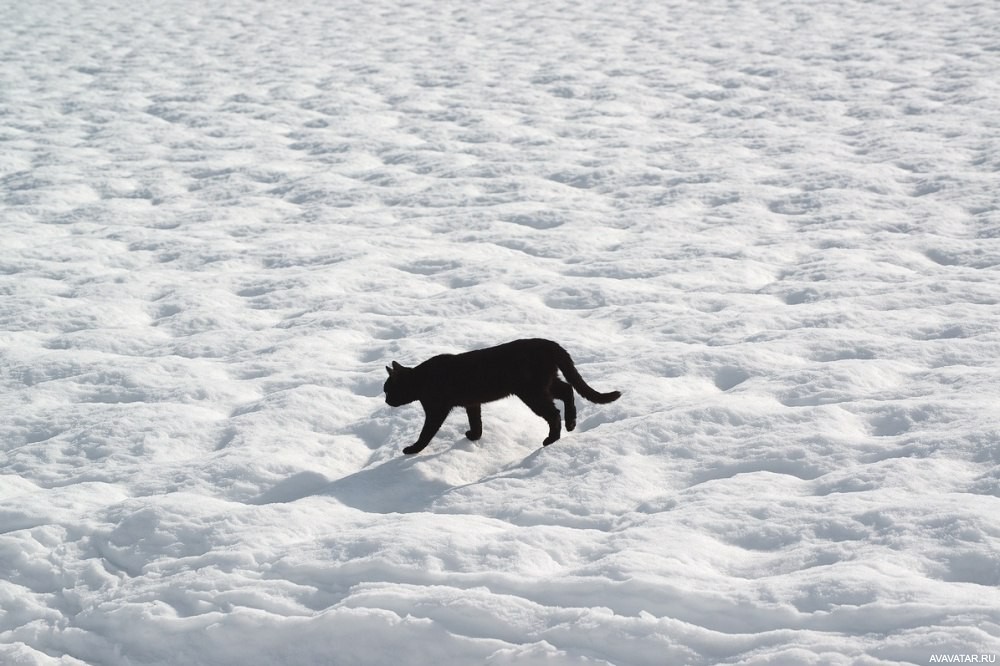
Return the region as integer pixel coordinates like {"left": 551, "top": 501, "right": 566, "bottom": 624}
{"left": 386, "top": 365, "right": 393, "bottom": 376}
{"left": 392, "top": 361, "right": 404, "bottom": 372}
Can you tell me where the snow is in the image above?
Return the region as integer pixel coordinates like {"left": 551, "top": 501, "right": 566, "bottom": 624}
{"left": 2, "top": 0, "right": 999, "bottom": 663}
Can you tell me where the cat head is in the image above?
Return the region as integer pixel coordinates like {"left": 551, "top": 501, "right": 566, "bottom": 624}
{"left": 383, "top": 361, "right": 417, "bottom": 406}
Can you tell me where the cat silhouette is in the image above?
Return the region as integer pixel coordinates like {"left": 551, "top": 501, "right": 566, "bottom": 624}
{"left": 384, "top": 338, "right": 620, "bottom": 454}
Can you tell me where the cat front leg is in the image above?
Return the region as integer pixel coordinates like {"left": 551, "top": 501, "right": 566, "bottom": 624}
{"left": 402, "top": 405, "right": 450, "bottom": 455}
{"left": 465, "top": 403, "right": 482, "bottom": 441}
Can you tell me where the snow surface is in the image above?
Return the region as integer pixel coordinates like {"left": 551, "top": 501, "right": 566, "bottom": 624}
{"left": 2, "top": 0, "right": 1000, "bottom": 663}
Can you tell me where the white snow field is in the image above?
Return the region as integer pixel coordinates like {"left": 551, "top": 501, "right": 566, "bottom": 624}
{"left": 2, "top": 0, "right": 1000, "bottom": 663}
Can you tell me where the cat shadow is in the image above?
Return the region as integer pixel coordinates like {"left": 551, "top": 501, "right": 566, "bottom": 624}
{"left": 322, "top": 449, "right": 458, "bottom": 514}
{"left": 250, "top": 440, "right": 546, "bottom": 514}
{"left": 249, "top": 471, "right": 330, "bottom": 505}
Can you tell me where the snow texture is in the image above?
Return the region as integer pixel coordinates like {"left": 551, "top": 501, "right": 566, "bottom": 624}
{"left": 2, "top": 0, "right": 1000, "bottom": 664}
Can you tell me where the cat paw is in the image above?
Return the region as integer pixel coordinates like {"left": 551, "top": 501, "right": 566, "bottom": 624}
{"left": 465, "top": 430, "right": 482, "bottom": 441}
{"left": 542, "top": 435, "right": 560, "bottom": 446}
{"left": 566, "top": 418, "right": 576, "bottom": 431}
{"left": 403, "top": 443, "right": 426, "bottom": 455}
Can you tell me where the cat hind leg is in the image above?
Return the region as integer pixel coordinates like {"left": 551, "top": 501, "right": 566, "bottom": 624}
{"left": 518, "top": 391, "right": 562, "bottom": 446}
{"left": 552, "top": 379, "right": 576, "bottom": 431}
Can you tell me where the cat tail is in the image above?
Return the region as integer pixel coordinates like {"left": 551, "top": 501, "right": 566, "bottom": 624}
{"left": 554, "top": 345, "right": 622, "bottom": 404}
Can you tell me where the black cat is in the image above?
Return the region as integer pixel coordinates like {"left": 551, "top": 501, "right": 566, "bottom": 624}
{"left": 384, "top": 338, "right": 621, "bottom": 454}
